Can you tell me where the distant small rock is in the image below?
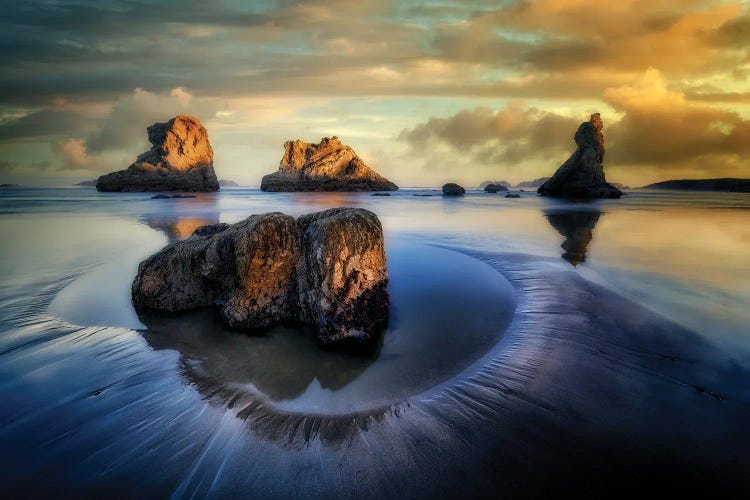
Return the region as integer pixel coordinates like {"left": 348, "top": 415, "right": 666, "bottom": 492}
{"left": 516, "top": 177, "right": 549, "bottom": 189}
{"left": 74, "top": 180, "right": 97, "bottom": 187}
{"left": 413, "top": 194, "right": 432, "bottom": 197}
{"left": 371, "top": 192, "right": 391, "bottom": 196}
{"left": 505, "top": 193, "right": 520, "bottom": 198}
{"left": 151, "top": 194, "right": 171, "bottom": 199}
{"left": 484, "top": 183, "right": 508, "bottom": 193}
{"left": 442, "top": 183, "right": 465, "bottom": 196}
{"left": 171, "top": 194, "right": 196, "bottom": 198}
{"left": 479, "top": 180, "right": 511, "bottom": 189}
{"left": 219, "top": 179, "right": 239, "bottom": 187}
{"left": 0, "top": 183, "right": 21, "bottom": 188}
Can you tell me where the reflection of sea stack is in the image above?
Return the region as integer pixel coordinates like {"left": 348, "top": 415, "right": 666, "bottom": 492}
{"left": 538, "top": 114, "right": 621, "bottom": 199}
{"left": 546, "top": 210, "right": 602, "bottom": 265}
{"left": 260, "top": 137, "right": 398, "bottom": 192}
{"left": 96, "top": 115, "right": 219, "bottom": 192}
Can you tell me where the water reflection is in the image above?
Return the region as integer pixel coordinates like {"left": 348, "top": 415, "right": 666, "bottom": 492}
{"left": 139, "top": 195, "right": 220, "bottom": 242}
{"left": 135, "top": 240, "right": 516, "bottom": 415}
{"left": 545, "top": 209, "right": 602, "bottom": 266}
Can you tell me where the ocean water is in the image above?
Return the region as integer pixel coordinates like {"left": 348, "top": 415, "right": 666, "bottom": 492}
{"left": 1, "top": 186, "right": 749, "bottom": 496}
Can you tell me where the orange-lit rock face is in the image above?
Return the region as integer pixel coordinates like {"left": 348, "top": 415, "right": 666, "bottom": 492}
{"left": 145, "top": 116, "right": 214, "bottom": 173}
{"left": 96, "top": 115, "right": 219, "bottom": 192}
{"left": 261, "top": 137, "right": 398, "bottom": 192}
{"left": 132, "top": 208, "right": 389, "bottom": 346}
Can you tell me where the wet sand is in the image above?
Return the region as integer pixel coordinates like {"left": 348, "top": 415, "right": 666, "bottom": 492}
{"left": 1, "top": 188, "right": 749, "bottom": 497}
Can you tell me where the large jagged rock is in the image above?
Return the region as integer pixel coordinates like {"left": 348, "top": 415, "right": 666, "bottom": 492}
{"left": 260, "top": 137, "right": 398, "bottom": 192}
{"left": 538, "top": 114, "right": 621, "bottom": 199}
{"left": 132, "top": 208, "right": 389, "bottom": 346}
{"left": 96, "top": 115, "right": 219, "bottom": 192}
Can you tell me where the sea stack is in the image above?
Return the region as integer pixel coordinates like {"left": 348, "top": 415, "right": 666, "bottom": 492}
{"left": 537, "top": 114, "right": 621, "bottom": 199}
{"left": 96, "top": 115, "right": 219, "bottom": 192}
{"left": 132, "top": 208, "right": 389, "bottom": 347}
{"left": 260, "top": 137, "right": 398, "bottom": 192}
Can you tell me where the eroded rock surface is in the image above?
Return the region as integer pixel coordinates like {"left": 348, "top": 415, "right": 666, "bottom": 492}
{"left": 132, "top": 208, "right": 389, "bottom": 346}
{"left": 538, "top": 114, "right": 621, "bottom": 199}
{"left": 260, "top": 137, "right": 398, "bottom": 192}
{"left": 97, "top": 115, "right": 219, "bottom": 192}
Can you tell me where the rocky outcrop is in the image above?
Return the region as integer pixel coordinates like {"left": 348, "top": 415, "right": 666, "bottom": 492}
{"left": 480, "top": 180, "right": 510, "bottom": 189}
{"left": 484, "top": 183, "right": 508, "bottom": 193}
{"left": 132, "top": 208, "right": 389, "bottom": 346}
{"left": 538, "top": 114, "right": 621, "bottom": 199}
{"left": 219, "top": 179, "right": 239, "bottom": 187}
{"left": 442, "top": 183, "right": 465, "bottom": 196}
{"left": 643, "top": 178, "right": 750, "bottom": 193}
{"left": 96, "top": 115, "right": 219, "bottom": 192}
{"left": 260, "top": 137, "right": 398, "bottom": 192}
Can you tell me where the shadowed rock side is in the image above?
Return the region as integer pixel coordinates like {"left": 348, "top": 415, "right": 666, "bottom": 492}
{"left": 538, "top": 114, "right": 621, "bottom": 199}
{"left": 260, "top": 137, "right": 398, "bottom": 192}
{"left": 132, "top": 208, "right": 389, "bottom": 346}
{"left": 97, "top": 115, "right": 219, "bottom": 192}
{"left": 546, "top": 210, "right": 602, "bottom": 265}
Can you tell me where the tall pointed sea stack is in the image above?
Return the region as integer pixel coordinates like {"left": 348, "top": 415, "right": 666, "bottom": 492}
{"left": 96, "top": 115, "right": 219, "bottom": 192}
{"left": 538, "top": 113, "right": 621, "bottom": 199}
{"left": 260, "top": 136, "right": 398, "bottom": 192}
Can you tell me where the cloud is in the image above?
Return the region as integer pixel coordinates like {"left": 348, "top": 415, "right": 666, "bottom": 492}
{"left": 53, "top": 138, "right": 92, "bottom": 169}
{"left": 399, "top": 68, "right": 750, "bottom": 184}
{"left": 604, "top": 69, "right": 750, "bottom": 174}
{"left": 399, "top": 103, "right": 581, "bottom": 166}
{"left": 0, "top": 109, "right": 92, "bottom": 142}
{"left": 85, "top": 87, "right": 219, "bottom": 153}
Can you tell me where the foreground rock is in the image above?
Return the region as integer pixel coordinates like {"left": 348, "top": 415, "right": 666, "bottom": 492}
{"left": 484, "top": 183, "right": 508, "bottom": 193}
{"left": 442, "top": 183, "right": 465, "bottom": 196}
{"left": 97, "top": 115, "right": 219, "bottom": 192}
{"left": 538, "top": 114, "right": 621, "bottom": 199}
{"left": 260, "top": 137, "right": 398, "bottom": 192}
{"left": 132, "top": 208, "right": 389, "bottom": 346}
{"left": 643, "top": 178, "right": 750, "bottom": 193}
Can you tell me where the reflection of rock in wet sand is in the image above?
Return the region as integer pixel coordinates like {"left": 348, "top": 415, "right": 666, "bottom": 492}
{"left": 139, "top": 195, "right": 220, "bottom": 242}
{"left": 143, "top": 216, "right": 220, "bottom": 241}
{"left": 545, "top": 210, "right": 602, "bottom": 265}
{"left": 139, "top": 309, "right": 380, "bottom": 402}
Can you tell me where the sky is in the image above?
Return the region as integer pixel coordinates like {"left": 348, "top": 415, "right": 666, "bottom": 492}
{"left": 1, "top": 0, "right": 749, "bottom": 187}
